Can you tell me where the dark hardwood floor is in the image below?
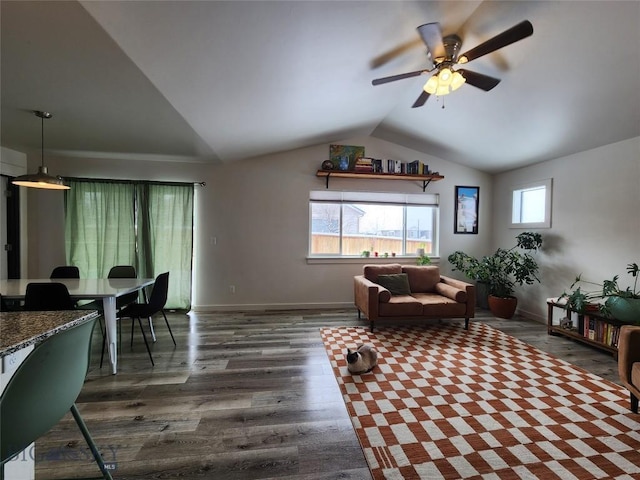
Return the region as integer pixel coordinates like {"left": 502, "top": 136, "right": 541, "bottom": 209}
{"left": 33, "top": 308, "right": 620, "bottom": 479}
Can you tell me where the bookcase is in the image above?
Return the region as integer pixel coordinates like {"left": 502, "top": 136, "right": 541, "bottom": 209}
{"left": 547, "top": 298, "right": 629, "bottom": 356}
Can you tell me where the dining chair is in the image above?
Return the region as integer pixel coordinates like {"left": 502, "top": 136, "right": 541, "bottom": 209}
{"left": 0, "top": 294, "right": 8, "bottom": 312}
{"left": 108, "top": 265, "right": 139, "bottom": 310}
{"left": 50, "top": 265, "right": 80, "bottom": 279}
{"left": 103, "top": 272, "right": 173, "bottom": 366}
{"left": 23, "top": 282, "right": 75, "bottom": 311}
{"left": 0, "top": 317, "right": 114, "bottom": 479}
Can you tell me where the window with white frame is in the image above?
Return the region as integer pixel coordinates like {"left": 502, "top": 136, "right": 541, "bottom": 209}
{"left": 309, "top": 191, "right": 439, "bottom": 257}
{"left": 510, "top": 178, "right": 552, "bottom": 228}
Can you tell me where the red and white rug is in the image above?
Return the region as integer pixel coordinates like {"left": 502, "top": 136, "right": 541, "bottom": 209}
{"left": 321, "top": 323, "right": 640, "bottom": 479}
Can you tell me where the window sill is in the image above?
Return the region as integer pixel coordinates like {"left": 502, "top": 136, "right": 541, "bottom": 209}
{"left": 306, "top": 256, "right": 440, "bottom": 265}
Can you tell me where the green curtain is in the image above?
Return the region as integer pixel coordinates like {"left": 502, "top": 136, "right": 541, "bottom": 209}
{"left": 137, "top": 184, "right": 193, "bottom": 309}
{"left": 64, "top": 181, "right": 136, "bottom": 278}
{"left": 64, "top": 180, "right": 194, "bottom": 309}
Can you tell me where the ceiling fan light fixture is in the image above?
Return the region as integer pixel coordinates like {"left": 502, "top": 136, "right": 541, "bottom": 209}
{"left": 436, "top": 84, "right": 450, "bottom": 97}
{"left": 438, "top": 67, "right": 453, "bottom": 86}
{"left": 424, "top": 75, "right": 439, "bottom": 94}
{"left": 450, "top": 71, "right": 466, "bottom": 91}
{"left": 11, "top": 110, "right": 70, "bottom": 191}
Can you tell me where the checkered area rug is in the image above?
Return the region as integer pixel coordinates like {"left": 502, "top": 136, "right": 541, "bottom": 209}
{"left": 321, "top": 323, "right": 640, "bottom": 480}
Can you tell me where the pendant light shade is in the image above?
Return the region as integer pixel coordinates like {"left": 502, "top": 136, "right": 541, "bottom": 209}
{"left": 12, "top": 111, "right": 70, "bottom": 190}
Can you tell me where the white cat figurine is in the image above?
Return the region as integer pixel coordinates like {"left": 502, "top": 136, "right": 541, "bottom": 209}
{"left": 346, "top": 344, "right": 378, "bottom": 374}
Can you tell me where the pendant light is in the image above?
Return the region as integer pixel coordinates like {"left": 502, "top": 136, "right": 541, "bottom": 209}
{"left": 12, "top": 110, "right": 70, "bottom": 190}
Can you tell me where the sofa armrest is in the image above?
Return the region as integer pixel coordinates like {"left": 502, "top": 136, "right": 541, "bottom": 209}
{"left": 354, "top": 275, "right": 385, "bottom": 321}
{"left": 440, "top": 275, "right": 476, "bottom": 318}
{"left": 618, "top": 325, "right": 640, "bottom": 389}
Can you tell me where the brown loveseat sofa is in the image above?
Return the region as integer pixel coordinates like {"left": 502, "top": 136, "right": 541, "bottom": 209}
{"left": 617, "top": 325, "right": 640, "bottom": 413}
{"left": 354, "top": 264, "right": 475, "bottom": 331}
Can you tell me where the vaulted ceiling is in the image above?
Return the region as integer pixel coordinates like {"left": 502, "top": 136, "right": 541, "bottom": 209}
{"left": 2, "top": 1, "right": 639, "bottom": 173}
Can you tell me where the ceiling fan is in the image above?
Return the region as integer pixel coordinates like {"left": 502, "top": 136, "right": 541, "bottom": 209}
{"left": 371, "top": 20, "right": 533, "bottom": 108}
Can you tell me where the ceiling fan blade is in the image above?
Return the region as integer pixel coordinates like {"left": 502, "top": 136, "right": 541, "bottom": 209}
{"left": 371, "top": 69, "right": 430, "bottom": 86}
{"left": 459, "top": 69, "right": 501, "bottom": 91}
{"left": 458, "top": 20, "right": 533, "bottom": 64}
{"left": 417, "top": 23, "right": 445, "bottom": 63}
{"left": 369, "top": 38, "right": 424, "bottom": 69}
{"left": 411, "top": 90, "right": 431, "bottom": 108}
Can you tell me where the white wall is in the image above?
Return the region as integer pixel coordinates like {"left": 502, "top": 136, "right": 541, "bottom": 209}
{"left": 492, "top": 136, "right": 640, "bottom": 321}
{"left": 23, "top": 136, "right": 490, "bottom": 310}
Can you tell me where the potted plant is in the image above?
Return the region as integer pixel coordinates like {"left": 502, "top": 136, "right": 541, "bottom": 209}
{"left": 417, "top": 253, "right": 431, "bottom": 266}
{"left": 361, "top": 250, "right": 370, "bottom": 258}
{"left": 447, "top": 232, "right": 543, "bottom": 319}
{"left": 560, "top": 262, "right": 640, "bottom": 322}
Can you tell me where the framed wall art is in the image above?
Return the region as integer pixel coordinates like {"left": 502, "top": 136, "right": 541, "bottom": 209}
{"left": 454, "top": 186, "right": 479, "bottom": 234}
{"left": 329, "top": 144, "right": 365, "bottom": 171}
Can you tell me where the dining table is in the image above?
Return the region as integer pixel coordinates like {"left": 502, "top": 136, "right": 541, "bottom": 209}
{"left": 0, "top": 277, "right": 155, "bottom": 374}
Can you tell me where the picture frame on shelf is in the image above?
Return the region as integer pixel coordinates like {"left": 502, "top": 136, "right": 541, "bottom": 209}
{"left": 329, "top": 144, "right": 365, "bottom": 171}
{"left": 454, "top": 186, "right": 479, "bottom": 234}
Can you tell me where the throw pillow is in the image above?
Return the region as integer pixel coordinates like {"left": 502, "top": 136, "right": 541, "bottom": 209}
{"left": 377, "top": 273, "right": 412, "bottom": 296}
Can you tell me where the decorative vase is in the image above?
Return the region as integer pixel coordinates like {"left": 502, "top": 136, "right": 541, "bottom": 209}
{"left": 416, "top": 248, "right": 425, "bottom": 257}
{"left": 488, "top": 295, "right": 518, "bottom": 319}
{"left": 605, "top": 296, "right": 640, "bottom": 323}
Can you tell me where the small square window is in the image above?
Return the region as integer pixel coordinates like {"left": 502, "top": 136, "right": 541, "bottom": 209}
{"left": 511, "top": 178, "right": 552, "bottom": 228}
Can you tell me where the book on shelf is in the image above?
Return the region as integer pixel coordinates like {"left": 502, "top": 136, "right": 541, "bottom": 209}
{"left": 354, "top": 157, "right": 374, "bottom": 172}
{"left": 378, "top": 159, "right": 432, "bottom": 175}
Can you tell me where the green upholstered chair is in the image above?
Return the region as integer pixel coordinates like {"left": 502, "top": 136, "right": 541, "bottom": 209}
{"left": 0, "top": 318, "right": 113, "bottom": 479}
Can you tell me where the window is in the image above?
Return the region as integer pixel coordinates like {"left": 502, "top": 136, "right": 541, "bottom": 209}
{"left": 309, "top": 191, "right": 439, "bottom": 257}
{"left": 511, "top": 178, "right": 552, "bottom": 228}
{"left": 65, "top": 180, "right": 194, "bottom": 309}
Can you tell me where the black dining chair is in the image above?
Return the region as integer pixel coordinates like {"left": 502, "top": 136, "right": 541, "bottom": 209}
{"left": 0, "top": 317, "right": 113, "bottom": 479}
{"left": 108, "top": 265, "right": 139, "bottom": 311}
{"left": 102, "top": 272, "right": 173, "bottom": 366}
{"left": 23, "top": 282, "right": 75, "bottom": 311}
{"left": 50, "top": 265, "right": 80, "bottom": 279}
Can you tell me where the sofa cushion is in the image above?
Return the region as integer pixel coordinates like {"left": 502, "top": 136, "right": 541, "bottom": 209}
{"left": 377, "top": 273, "right": 411, "bottom": 295}
{"left": 412, "top": 293, "right": 468, "bottom": 317}
{"left": 363, "top": 263, "right": 402, "bottom": 283}
{"left": 434, "top": 282, "right": 467, "bottom": 303}
{"left": 402, "top": 265, "right": 440, "bottom": 293}
{"left": 379, "top": 295, "right": 423, "bottom": 317}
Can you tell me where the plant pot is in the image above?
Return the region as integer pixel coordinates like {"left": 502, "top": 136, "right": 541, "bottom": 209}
{"left": 488, "top": 295, "right": 518, "bottom": 319}
{"left": 605, "top": 296, "right": 640, "bottom": 323}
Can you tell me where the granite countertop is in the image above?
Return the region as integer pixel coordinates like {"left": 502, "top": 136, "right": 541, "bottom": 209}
{"left": 0, "top": 310, "right": 99, "bottom": 357}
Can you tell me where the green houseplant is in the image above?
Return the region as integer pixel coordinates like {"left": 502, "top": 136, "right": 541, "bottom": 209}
{"left": 447, "top": 232, "right": 543, "bottom": 318}
{"left": 560, "top": 262, "right": 640, "bottom": 322}
{"left": 417, "top": 253, "right": 431, "bottom": 266}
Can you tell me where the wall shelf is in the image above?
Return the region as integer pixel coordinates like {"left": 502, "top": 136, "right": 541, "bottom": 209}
{"left": 316, "top": 170, "right": 444, "bottom": 191}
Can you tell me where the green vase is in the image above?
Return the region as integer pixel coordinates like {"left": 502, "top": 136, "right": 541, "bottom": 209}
{"left": 605, "top": 296, "right": 640, "bottom": 323}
